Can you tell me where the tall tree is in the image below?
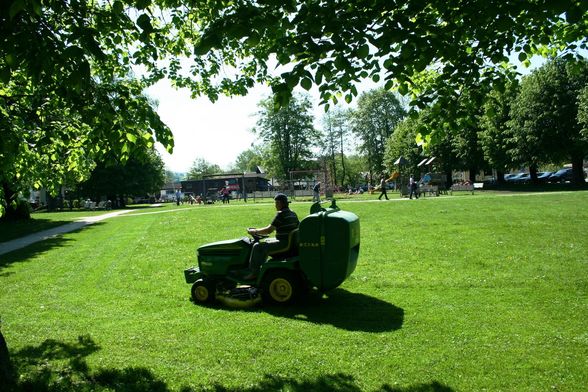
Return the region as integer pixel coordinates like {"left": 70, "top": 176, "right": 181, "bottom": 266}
{"left": 351, "top": 89, "right": 406, "bottom": 180}
{"left": 254, "top": 94, "right": 319, "bottom": 180}
{"left": 186, "top": 158, "right": 222, "bottom": 180}
{"left": 78, "top": 148, "right": 165, "bottom": 205}
{"left": 508, "top": 58, "right": 588, "bottom": 184}
{"left": 321, "top": 107, "right": 350, "bottom": 188}
{"left": 0, "top": 1, "right": 176, "bottom": 219}
{"left": 579, "top": 86, "right": 588, "bottom": 137}
{"left": 231, "top": 146, "right": 265, "bottom": 173}
{"left": 386, "top": 109, "right": 459, "bottom": 189}
{"left": 384, "top": 116, "right": 423, "bottom": 180}
{"left": 343, "top": 154, "right": 370, "bottom": 189}
{"left": 480, "top": 81, "right": 520, "bottom": 183}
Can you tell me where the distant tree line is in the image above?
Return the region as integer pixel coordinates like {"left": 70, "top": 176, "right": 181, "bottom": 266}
{"left": 198, "top": 57, "right": 586, "bottom": 190}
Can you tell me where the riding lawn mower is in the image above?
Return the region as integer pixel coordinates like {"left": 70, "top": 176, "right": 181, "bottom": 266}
{"left": 184, "top": 200, "right": 360, "bottom": 306}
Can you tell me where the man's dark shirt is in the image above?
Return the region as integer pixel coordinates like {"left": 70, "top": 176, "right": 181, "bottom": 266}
{"left": 271, "top": 208, "right": 299, "bottom": 242}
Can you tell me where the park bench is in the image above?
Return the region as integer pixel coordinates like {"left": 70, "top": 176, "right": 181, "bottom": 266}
{"left": 450, "top": 183, "right": 483, "bottom": 195}
{"left": 419, "top": 184, "right": 439, "bottom": 197}
{"left": 96, "top": 200, "right": 112, "bottom": 210}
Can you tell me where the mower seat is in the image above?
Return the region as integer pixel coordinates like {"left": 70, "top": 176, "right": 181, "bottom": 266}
{"left": 268, "top": 228, "right": 299, "bottom": 260}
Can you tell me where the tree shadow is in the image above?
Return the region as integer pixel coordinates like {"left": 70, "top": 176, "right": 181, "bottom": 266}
{"left": 0, "top": 222, "right": 105, "bottom": 273}
{"left": 2, "top": 335, "right": 453, "bottom": 392}
{"left": 2, "top": 334, "right": 169, "bottom": 392}
{"left": 187, "top": 373, "right": 454, "bottom": 392}
{"left": 0, "top": 218, "right": 72, "bottom": 243}
{"left": 263, "top": 288, "right": 404, "bottom": 333}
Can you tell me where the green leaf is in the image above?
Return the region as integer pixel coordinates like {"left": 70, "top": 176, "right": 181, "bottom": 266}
{"left": 137, "top": 14, "right": 153, "bottom": 33}
{"left": 398, "top": 83, "right": 408, "bottom": 95}
{"left": 384, "top": 79, "right": 394, "bottom": 90}
{"left": 5, "top": 54, "right": 15, "bottom": 66}
{"left": 136, "top": 0, "right": 151, "bottom": 10}
{"left": 300, "top": 77, "right": 312, "bottom": 91}
{"left": 566, "top": 6, "right": 583, "bottom": 23}
{"left": 518, "top": 52, "right": 527, "bottom": 62}
{"left": 315, "top": 70, "right": 323, "bottom": 84}
{"left": 31, "top": 0, "right": 42, "bottom": 16}
{"left": 112, "top": 0, "right": 124, "bottom": 14}
{"left": 126, "top": 133, "right": 138, "bottom": 143}
{"left": 0, "top": 67, "right": 10, "bottom": 83}
{"left": 357, "top": 44, "right": 369, "bottom": 59}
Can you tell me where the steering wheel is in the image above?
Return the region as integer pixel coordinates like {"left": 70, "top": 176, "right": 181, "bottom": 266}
{"left": 247, "top": 228, "right": 268, "bottom": 242}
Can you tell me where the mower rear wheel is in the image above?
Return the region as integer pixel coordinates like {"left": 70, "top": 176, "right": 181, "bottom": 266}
{"left": 261, "top": 270, "right": 300, "bottom": 305}
{"left": 191, "top": 279, "right": 215, "bottom": 303}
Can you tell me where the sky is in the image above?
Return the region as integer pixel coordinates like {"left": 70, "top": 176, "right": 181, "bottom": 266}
{"left": 147, "top": 78, "right": 374, "bottom": 174}
{"left": 147, "top": 81, "right": 272, "bottom": 173}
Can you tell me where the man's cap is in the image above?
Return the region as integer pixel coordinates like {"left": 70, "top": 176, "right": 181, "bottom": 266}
{"left": 274, "top": 193, "right": 289, "bottom": 203}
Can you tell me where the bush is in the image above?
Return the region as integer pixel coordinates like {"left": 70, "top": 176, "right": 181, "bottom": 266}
{"left": 7, "top": 199, "right": 32, "bottom": 220}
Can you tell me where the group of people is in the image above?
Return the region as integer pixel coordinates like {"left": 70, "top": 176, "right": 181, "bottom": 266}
{"left": 378, "top": 174, "right": 419, "bottom": 200}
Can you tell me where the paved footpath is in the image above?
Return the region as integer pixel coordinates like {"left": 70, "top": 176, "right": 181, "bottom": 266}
{"left": 0, "top": 210, "right": 132, "bottom": 256}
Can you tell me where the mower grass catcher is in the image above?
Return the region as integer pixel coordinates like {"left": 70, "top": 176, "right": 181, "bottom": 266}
{"left": 184, "top": 200, "right": 360, "bottom": 306}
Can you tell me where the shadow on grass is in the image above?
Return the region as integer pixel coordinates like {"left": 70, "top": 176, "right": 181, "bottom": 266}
{"left": 0, "top": 222, "right": 105, "bottom": 273}
{"left": 2, "top": 334, "right": 168, "bottom": 392}
{"left": 0, "top": 219, "right": 72, "bottom": 243}
{"left": 192, "top": 374, "right": 454, "bottom": 392}
{"left": 264, "top": 288, "right": 404, "bottom": 333}
{"left": 1, "top": 334, "right": 453, "bottom": 392}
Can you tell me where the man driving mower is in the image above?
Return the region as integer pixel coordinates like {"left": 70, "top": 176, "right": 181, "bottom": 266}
{"left": 244, "top": 193, "right": 299, "bottom": 280}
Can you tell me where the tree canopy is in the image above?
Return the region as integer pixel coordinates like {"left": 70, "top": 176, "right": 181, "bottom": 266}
{"left": 0, "top": 0, "right": 174, "bottom": 218}
{"left": 186, "top": 158, "right": 222, "bottom": 180}
{"left": 189, "top": 0, "right": 587, "bottom": 114}
{"left": 79, "top": 148, "right": 165, "bottom": 203}
{"left": 508, "top": 58, "right": 588, "bottom": 183}
{"left": 254, "top": 94, "right": 319, "bottom": 180}
{"left": 351, "top": 89, "right": 406, "bottom": 178}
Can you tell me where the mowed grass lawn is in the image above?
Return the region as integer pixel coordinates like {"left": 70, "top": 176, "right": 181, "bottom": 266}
{"left": 1, "top": 192, "right": 587, "bottom": 391}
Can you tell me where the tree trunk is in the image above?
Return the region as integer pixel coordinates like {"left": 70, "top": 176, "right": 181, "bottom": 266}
{"left": 529, "top": 164, "right": 538, "bottom": 184}
{"left": 571, "top": 155, "right": 585, "bottom": 185}
{"left": 444, "top": 168, "right": 453, "bottom": 190}
{"left": 469, "top": 168, "right": 476, "bottom": 183}
{"left": 1, "top": 182, "right": 24, "bottom": 221}
{"left": 496, "top": 170, "right": 505, "bottom": 185}
{"left": 0, "top": 329, "right": 14, "bottom": 389}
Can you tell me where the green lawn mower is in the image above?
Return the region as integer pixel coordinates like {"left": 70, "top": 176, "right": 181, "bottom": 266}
{"left": 184, "top": 200, "right": 360, "bottom": 305}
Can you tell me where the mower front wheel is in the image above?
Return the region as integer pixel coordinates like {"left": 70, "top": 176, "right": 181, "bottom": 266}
{"left": 191, "top": 279, "right": 216, "bottom": 303}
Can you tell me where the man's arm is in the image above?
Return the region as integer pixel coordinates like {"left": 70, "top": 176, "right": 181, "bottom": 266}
{"left": 247, "top": 225, "right": 275, "bottom": 236}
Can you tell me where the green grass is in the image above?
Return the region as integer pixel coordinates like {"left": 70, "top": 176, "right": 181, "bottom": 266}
{"left": 1, "top": 192, "right": 587, "bottom": 391}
